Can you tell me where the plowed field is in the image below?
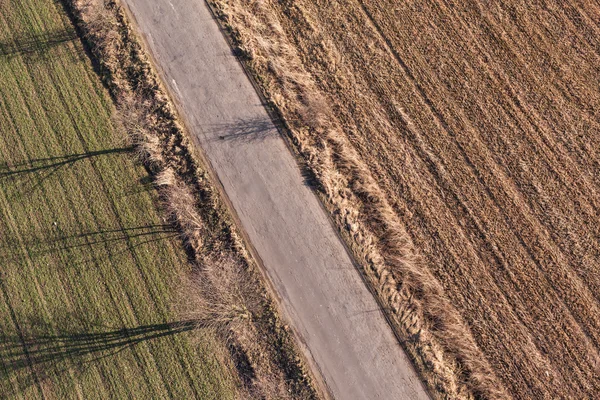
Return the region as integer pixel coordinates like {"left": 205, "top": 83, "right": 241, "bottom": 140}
{"left": 211, "top": 0, "right": 600, "bottom": 398}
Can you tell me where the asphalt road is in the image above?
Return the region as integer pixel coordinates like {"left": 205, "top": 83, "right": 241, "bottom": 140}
{"left": 120, "top": 0, "right": 429, "bottom": 398}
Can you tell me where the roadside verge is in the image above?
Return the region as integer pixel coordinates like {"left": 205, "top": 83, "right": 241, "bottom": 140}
{"left": 61, "top": 1, "right": 321, "bottom": 398}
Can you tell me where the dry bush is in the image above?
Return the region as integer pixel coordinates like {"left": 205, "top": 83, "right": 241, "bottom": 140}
{"left": 180, "top": 256, "right": 251, "bottom": 338}
{"left": 77, "top": 0, "right": 114, "bottom": 36}
{"left": 153, "top": 167, "right": 176, "bottom": 187}
{"left": 237, "top": 374, "right": 291, "bottom": 400}
{"left": 112, "top": 94, "right": 165, "bottom": 167}
{"left": 76, "top": 0, "right": 121, "bottom": 73}
{"left": 296, "top": 89, "right": 330, "bottom": 132}
{"left": 158, "top": 169, "right": 206, "bottom": 247}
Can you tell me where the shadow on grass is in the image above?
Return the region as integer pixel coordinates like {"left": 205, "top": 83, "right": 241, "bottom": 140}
{"left": 0, "top": 318, "right": 204, "bottom": 394}
{"left": 40, "top": 224, "right": 177, "bottom": 251}
{"left": 1, "top": 224, "right": 179, "bottom": 270}
{"left": 0, "top": 147, "right": 133, "bottom": 199}
{"left": 0, "top": 320, "right": 199, "bottom": 374}
{"left": 0, "top": 28, "right": 77, "bottom": 58}
{"left": 0, "top": 147, "right": 133, "bottom": 178}
{"left": 118, "top": 175, "right": 156, "bottom": 199}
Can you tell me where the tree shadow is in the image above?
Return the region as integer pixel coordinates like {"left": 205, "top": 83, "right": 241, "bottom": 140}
{"left": 39, "top": 224, "right": 177, "bottom": 251}
{"left": 299, "top": 162, "right": 322, "bottom": 191}
{"left": 0, "top": 147, "right": 133, "bottom": 199}
{"left": 118, "top": 175, "right": 156, "bottom": 199}
{"left": 1, "top": 224, "right": 179, "bottom": 269}
{"left": 0, "top": 320, "right": 199, "bottom": 374}
{"left": 0, "top": 28, "right": 78, "bottom": 58}
{"left": 209, "top": 116, "right": 276, "bottom": 143}
{"left": 0, "top": 147, "right": 133, "bottom": 178}
{"left": 207, "top": 116, "right": 321, "bottom": 191}
{"left": 38, "top": 224, "right": 180, "bottom": 268}
{"left": 0, "top": 318, "right": 203, "bottom": 394}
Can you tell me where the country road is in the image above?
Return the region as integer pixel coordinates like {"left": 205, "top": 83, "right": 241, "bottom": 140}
{"left": 119, "top": 0, "right": 429, "bottom": 398}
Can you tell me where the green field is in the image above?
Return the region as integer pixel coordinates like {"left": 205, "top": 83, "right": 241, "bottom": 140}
{"left": 0, "top": 1, "right": 236, "bottom": 398}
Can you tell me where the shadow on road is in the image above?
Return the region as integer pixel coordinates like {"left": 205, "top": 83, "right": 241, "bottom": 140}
{"left": 209, "top": 116, "right": 275, "bottom": 143}
{"left": 207, "top": 117, "right": 322, "bottom": 191}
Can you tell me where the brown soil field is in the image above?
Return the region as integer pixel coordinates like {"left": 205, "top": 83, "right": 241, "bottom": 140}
{"left": 209, "top": 0, "right": 600, "bottom": 398}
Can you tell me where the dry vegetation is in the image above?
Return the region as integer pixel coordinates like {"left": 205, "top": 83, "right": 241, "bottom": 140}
{"left": 208, "top": 0, "right": 600, "bottom": 398}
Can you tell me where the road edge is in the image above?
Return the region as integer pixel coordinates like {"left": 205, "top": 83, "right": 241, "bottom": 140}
{"left": 115, "top": 2, "right": 334, "bottom": 399}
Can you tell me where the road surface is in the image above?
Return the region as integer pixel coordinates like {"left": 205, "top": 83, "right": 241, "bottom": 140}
{"left": 120, "top": 0, "right": 429, "bottom": 398}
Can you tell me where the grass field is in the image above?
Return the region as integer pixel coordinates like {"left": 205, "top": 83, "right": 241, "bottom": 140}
{"left": 211, "top": 0, "right": 600, "bottom": 398}
{"left": 0, "top": 1, "right": 237, "bottom": 398}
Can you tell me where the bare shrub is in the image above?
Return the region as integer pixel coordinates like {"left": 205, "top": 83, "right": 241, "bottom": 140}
{"left": 76, "top": 0, "right": 120, "bottom": 66}
{"left": 237, "top": 374, "right": 290, "bottom": 400}
{"left": 180, "top": 256, "right": 251, "bottom": 337}
{"left": 117, "top": 96, "right": 165, "bottom": 166}
{"left": 154, "top": 167, "right": 176, "bottom": 187}
{"left": 160, "top": 172, "right": 205, "bottom": 246}
{"left": 297, "top": 89, "right": 330, "bottom": 132}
